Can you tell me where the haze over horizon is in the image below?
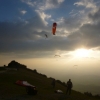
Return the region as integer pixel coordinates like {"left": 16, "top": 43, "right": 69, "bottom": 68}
{"left": 0, "top": 0, "right": 100, "bottom": 93}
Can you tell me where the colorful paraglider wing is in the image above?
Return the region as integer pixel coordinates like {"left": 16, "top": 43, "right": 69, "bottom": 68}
{"left": 15, "top": 80, "right": 35, "bottom": 88}
{"left": 52, "top": 27, "right": 56, "bottom": 35}
{"left": 52, "top": 23, "right": 57, "bottom": 35}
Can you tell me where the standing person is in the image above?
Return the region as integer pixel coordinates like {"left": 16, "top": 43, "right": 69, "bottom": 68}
{"left": 51, "top": 79, "right": 55, "bottom": 88}
{"left": 66, "top": 79, "right": 73, "bottom": 95}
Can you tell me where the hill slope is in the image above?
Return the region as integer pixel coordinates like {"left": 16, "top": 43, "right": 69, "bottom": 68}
{"left": 0, "top": 68, "right": 99, "bottom": 100}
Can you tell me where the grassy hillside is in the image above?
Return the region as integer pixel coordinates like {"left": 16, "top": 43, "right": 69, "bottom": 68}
{"left": 0, "top": 68, "right": 99, "bottom": 100}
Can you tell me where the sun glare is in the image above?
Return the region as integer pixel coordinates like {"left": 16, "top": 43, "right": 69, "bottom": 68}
{"left": 74, "top": 48, "right": 90, "bottom": 58}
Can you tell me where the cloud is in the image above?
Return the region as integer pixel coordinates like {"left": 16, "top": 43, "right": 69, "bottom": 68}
{"left": 67, "top": 16, "right": 100, "bottom": 49}
{"left": 56, "top": 10, "right": 89, "bottom": 35}
{"left": 21, "top": 0, "right": 36, "bottom": 7}
{"left": 21, "top": 0, "right": 65, "bottom": 11}
{"left": 74, "top": 0, "right": 96, "bottom": 9}
{"left": 38, "top": 0, "right": 65, "bottom": 11}
{"left": 0, "top": 12, "right": 50, "bottom": 54}
{"left": 20, "top": 10, "right": 27, "bottom": 15}
{"left": 35, "top": 10, "right": 51, "bottom": 25}
{"left": 80, "top": 22, "right": 100, "bottom": 48}
{"left": 61, "top": 0, "right": 100, "bottom": 50}
{"left": 88, "top": 7, "right": 100, "bottom": 22}
{"left": 0, "top": 18, "right": 83, "bottom": 55}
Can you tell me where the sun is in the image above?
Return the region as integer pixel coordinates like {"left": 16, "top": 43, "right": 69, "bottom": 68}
{"left": 74, "top": 48, "right": 90, "bottom": 58}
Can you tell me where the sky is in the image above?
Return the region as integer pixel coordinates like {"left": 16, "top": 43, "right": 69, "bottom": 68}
{"left": 0, "top": 0, "right": 100, "bottom": 88}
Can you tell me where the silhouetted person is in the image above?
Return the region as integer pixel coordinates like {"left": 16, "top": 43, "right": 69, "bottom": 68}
{"left": 51, "top": 79, "right": 55, "bottom": 88}
{"left": 66, "top": 79, "right": 73, "bottom": 95}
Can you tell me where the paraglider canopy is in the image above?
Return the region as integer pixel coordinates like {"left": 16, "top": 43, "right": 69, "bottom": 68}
{"left": 54, "top": 55, "right": 61, "bottom": 57}
{"left": 15, "top": 80, "right": 38, "bottom": 95}
{"left": 52, "top": 22, "right": 57, "bottom": 35}
{"left": 15, "top": 80, "right": 35, "bottom": 88}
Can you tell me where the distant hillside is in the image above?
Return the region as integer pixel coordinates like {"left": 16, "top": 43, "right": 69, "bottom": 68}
{"left": 74, "top": 84, "right": 100, "bottom": 95}
{"left": 0, "top": 60, "right": 100, "bottom": 100}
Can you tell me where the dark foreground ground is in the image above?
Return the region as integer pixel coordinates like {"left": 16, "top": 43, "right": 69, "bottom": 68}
{"left": 0, "top": 93, "right": 98, "bottom": 100}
